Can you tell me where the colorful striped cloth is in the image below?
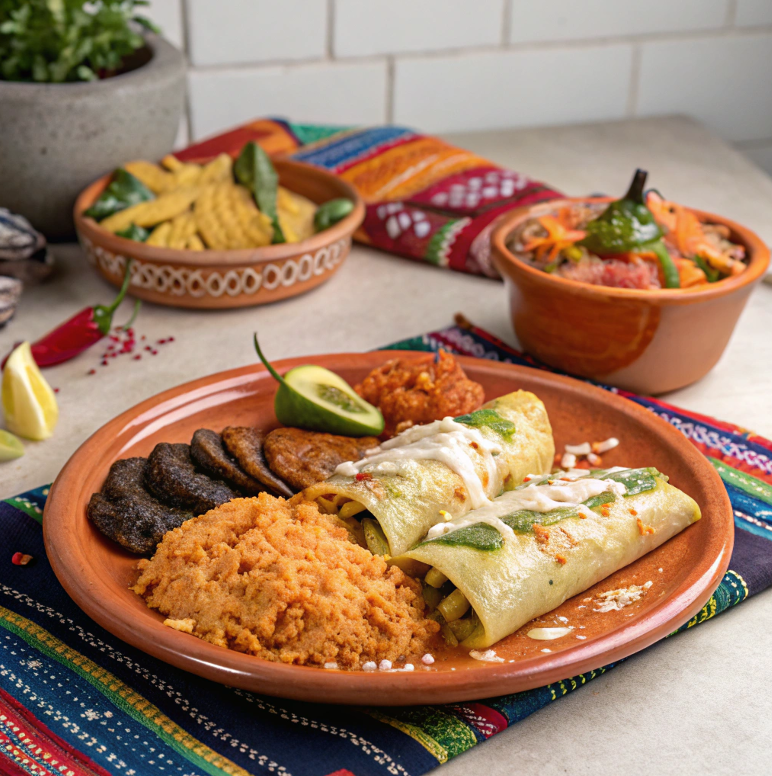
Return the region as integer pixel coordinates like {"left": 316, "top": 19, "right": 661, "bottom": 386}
{"left": 2, "top": 321, "right": 771, "bottom": 776}
{"left": 176, "top": 118, "right": 561, "bottom": 277}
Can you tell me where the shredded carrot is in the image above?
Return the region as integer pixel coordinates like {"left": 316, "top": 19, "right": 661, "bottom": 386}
{"left": 637, "top": 518, "right": 655, "bottom": 536}
{"left": 522, "top": 215, "right": 586, "bottom": 264}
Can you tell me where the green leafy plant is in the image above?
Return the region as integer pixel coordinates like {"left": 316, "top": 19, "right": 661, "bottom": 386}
{"left": 0, "top": 0, "right": 159, "bottom": 83}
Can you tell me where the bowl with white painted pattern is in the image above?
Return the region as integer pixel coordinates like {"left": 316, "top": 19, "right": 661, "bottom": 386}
{"left": 73, "top": 159, "right": 365, "bottom": 310}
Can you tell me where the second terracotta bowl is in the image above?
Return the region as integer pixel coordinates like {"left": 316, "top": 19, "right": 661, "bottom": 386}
{"left": 74, "top": 159, "right": 365, "bottom": 310}
{"left": 491, "top": 198, "right": 770, "bottom": 395}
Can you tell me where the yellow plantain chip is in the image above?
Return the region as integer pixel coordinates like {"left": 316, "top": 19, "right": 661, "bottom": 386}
{"left": 194, "top": 185, "right": 229, "bottom": 250}
{"left": 231, "top": 184, "right": 272, "bottom": 247}
{"left": 100, "top": 188, "right": 200, "bottom": 232}
{"left": 186, "top": 234, "right": 205, "bottom": 251}
{"left": 161, "top": 154, "right": 184, "bottom": 171}
{"left": 277, "top": 186, "right": 300, "bottom": 215}
{"left": 124, "top": 160, "right": 175, "bottom": 194}
{"left": 171, "top": 164, "right": 203, "bottom": 189}
{"left": 146, "top": 221, "right": 173, "bottom": 247}
{"left": 277, "top": 187, "right": 317, "bottom": 243}
{"left": 199, "top": 153, "right": 233, "bottom": 184}
{"left": 167, "top": 211, "right": 198, "bottom": 249}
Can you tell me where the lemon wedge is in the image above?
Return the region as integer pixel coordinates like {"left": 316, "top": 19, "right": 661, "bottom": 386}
{"left": 0, "top": 429, "right": 24, "bottom": 460}
{"left": 2, "top": 342, "right": 59, "bottom": 440}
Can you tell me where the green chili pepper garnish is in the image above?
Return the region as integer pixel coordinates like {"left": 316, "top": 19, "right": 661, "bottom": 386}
{"left": 579, "top": 169, "right": 680, "bottom": 289}
{"left": 234, "top": 141, "right": 286, "bottom": 244}
{"left": 695, "top": 256, "right": 720, "bottom": 282}
{"left": 314, "top": 198, "right": 355, "bottom": 232}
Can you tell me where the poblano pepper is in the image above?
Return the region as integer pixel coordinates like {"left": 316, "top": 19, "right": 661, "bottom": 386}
{"left": 579, "top": 169, "right": 680, "bottom": 289}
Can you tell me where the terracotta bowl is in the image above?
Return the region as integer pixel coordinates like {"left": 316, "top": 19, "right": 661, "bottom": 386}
{"left": 73, "top": 159, "right": 365, "bottom": 310}
{"left": 43, "top": 353, "right": 732, "bottom": 706}
{"left": 491, "top": 198, "right": 770, "bottom": 395}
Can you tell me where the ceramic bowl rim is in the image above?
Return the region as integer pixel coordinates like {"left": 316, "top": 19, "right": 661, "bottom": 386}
{"left": 491, "top": 196, "right": 770, "bottom": 306}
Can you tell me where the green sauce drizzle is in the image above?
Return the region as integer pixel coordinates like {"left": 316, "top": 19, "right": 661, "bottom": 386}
{"left": 419, "top": 468, "right": 660, "bottom": 552}
{"left": 455, "top": 409, "right": 516, "bottom": 440}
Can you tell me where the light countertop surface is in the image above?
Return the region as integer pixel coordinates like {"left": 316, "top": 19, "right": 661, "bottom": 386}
{"left": 1, "top": 115, "right": 770, "bottom": 775}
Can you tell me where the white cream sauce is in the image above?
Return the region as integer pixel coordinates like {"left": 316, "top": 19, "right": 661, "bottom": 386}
{"left": 425, "top": 473, "right": 628, "bottom": 543}
{"left": 335, "top": 416, "right": 504, "bottom": 509}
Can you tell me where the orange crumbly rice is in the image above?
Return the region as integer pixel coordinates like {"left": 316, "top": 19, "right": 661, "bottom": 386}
{"left": 132, "top": 494, "right": 439, "bottom": 669}
{"left": 355, "top": 350, "right": 485, "bottom": 437}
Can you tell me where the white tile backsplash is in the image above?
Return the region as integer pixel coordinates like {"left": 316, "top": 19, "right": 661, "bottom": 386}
{"left": 186, "top": 0, "right": 327, "bottom": 66}
{"left": 146, "top": 0, "right": 185, "bottom": 50}
{"left": 188, "top": 61, "right": 388, "bottom": 140}
{"left": 736, "top": 0, "right": 772, "bottom": 26}
{"left": 637, "top": 34, "right": 772, "bottom": 143}
{"left": 509, "top": 0, "right": 728, "bottom": 43}
{"left": 166, "top": 0, "right": 770, "bottom": 151}
{"left": 393, "top": 45, "right": 632, "bottom": 133}
{"left": 334, "top": 0, "right": 505, "bottom": 57}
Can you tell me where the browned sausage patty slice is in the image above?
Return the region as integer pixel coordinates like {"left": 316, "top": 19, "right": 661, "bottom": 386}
{"left": 221, "top": 426, "right": 294, "bottom": 498}
{"left": 145, "top": 442, "right": 235, "bottom": 514}
{"left": 190, "top": 429, "right": 265, "bottom": 495}
{"left": 262, "top": 428, "right": 379, "bottom": 491}
{"left": 87, "top": 457, "right": 192, "bottom": 554}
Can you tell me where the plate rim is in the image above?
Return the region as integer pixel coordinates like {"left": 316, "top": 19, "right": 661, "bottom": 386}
{"left": 43, "top": 352, "right": 734, "bottom": 706}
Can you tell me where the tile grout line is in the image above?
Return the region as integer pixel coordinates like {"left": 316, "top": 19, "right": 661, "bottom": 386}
{"left": 501, "top": 0, "right": 512, "bottom": 47}
{"left": 184, "top": 24, "right": 772, "bottom": 75}
{"left": 385, "top": 56, "right": 395, "bottom": 124}
{"left": 179, "top": 0, "right": 194, "bottom": 143}
{"left": 725, "top": 0, "right": 739, "bottom": 27}
{"left": 626, "top": 43, "right": 642, "bottom": 118}
{"left": 326, "top": 0, "right": 335, "bottom": 60}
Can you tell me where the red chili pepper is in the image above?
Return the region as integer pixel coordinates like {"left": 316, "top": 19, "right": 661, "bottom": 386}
{"left": 16, "top": 261, "right": 140, "bottom": 368}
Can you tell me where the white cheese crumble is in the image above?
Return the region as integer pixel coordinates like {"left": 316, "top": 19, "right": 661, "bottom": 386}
{"left": 527, "top": 627, "right": 573, "bottom": 640}
{"left": 421, "top": 654, "right": 435, "bottom": 666}
{"left": 378, "top": 659, "right": 392, "bottom": 671}
{"left": 541, "top": 648, "right": 552, "bottom": 653}
{"left": 594, "top": 437, "right": 620, "bottom": 453}
{"left": 362, "top": 661, "right": 377, "bottom": 671}
{"left": 561, "top": 452, "right": 577, "bottom": 469}
{"left": 324, "top": 662, "right": 338, "bottom": 669}
{"left": 565, "top": 442, "right": 592, "bottom": 455}
{"left": 594, "top": 581, "right": 653, "bottom": 612}
{"left": 469, "top": 649, "right": 505, "bottom": 663}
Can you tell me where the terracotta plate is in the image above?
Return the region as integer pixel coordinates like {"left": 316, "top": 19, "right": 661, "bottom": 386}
{"left": 43, "top": 353, "right": 733, "bottom": 706}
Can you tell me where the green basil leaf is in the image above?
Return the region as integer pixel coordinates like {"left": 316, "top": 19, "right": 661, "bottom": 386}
{"left": 233, "top": 141, "right": 285, "bottom": 244}
{"left": 84, "top": 168, "right": 154, "bottom": 221}
{"left": 115, "top": 223, "right": 150, "bottom": 242}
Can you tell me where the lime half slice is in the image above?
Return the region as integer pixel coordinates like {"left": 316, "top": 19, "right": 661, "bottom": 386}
{"left": 255, "top": 336, "right": 384, "bottom": 437}
{"left": 0, "top": 429, "right": 24, "bottom": 461}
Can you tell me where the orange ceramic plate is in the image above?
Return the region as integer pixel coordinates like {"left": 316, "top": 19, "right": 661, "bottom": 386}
{"left": 43, "top": 353, "right": 733, "bottom": 706}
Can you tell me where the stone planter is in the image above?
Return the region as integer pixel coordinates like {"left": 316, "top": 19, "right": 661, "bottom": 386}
{"left": 0, "top": 34, "right": 186, "bottom": 241}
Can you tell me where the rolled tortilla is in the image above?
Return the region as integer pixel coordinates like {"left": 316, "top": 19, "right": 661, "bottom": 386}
{"left": 303, "top": 391, "right": 554, "bottom": 556}
{"left": 399, "top": 468, "right": 701, "bottom": 648}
